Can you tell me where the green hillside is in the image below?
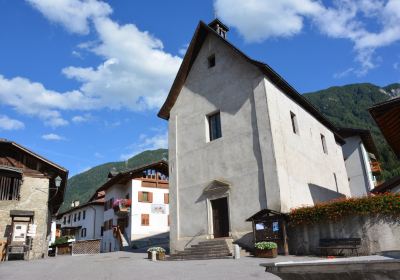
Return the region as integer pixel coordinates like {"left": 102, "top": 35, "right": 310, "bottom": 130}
{"left": 304, "top": 83, "right": 400, "bottom": 180}
{"left": 59, "top": 149, "right": 168, "bottom": 213}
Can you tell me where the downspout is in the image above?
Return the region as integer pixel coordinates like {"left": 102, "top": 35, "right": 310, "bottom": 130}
{"left": 87, "top": 205, "right": 97, "bottom": 239}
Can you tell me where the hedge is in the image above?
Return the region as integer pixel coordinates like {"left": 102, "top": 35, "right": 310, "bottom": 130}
{"left": 288, "top": 193, "right": 400, "bottom": 226}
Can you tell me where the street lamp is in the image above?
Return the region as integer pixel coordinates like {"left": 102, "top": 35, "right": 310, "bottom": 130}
{"left": 54, "top": 176, "right": 62, "bottom": 188}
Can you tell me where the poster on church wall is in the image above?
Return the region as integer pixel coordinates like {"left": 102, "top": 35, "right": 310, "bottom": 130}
{"left": 27, "top": 224, "right": 37, "bottom": 237}
{"left": 151, "top": 204, "right": 166, "bottom": 214}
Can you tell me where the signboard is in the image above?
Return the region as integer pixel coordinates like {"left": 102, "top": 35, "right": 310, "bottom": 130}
{"left": 27, "top": 224, "right": 37, "bottom": 237}
{"left": 12, "top": 224, "right": 27, "bottom": 241}
{"left": 255, "top": 223, "right": 265, "bottom": 230}
{"left": 272, "top": 221, "right": 279, "bottom": 232}
{"left": 151, "top": 204, "right": 166, "bottom": 214}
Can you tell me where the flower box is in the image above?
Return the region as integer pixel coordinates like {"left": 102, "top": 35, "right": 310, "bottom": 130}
{"left": 147, "top": 247, "right": 166, "bottom": 261}
{"left": 255, "top": 248, "right": 278, "bottom": 258}
{"left": 254, "top": 242, "right": 278, "bottom": 258}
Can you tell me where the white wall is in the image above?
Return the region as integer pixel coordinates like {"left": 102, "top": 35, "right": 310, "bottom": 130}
{"left": 263, "top": 77, "right": 351, "bottom": 211}
{"left": 342, "top": 136, "right": 374, "bottom": 196}
{"left": 167, "top": 31, "right": 351, "bottom": 251}
{"left": 102, "top": 182, "right": 131, "bottom": 252}
{"left": 102, "top": 179, "right": 169, "bottom": 251}
{"left": 59, "top": 204, "right": 104, "bottom": 241}
{"left": 130, "top": 179, "right": 169, "bottom": 240}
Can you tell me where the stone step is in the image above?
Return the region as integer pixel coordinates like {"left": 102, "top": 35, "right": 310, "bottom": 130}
{"left": 189, "top": 244, "right": 229, "bottom": 250}
{"left": 171, "top": 249, "right": 231, "bottom": 256}
{"left": 197, "top": 240, "right": 228, "bottom": 246}
{"left": 168, "top": 255, "right": 232, "bottom": 261}
{"left": 185, "top": 246, "right": 229, "bottom": 251}
{"left": 174, "top": 250, "right": 230, "bottom": 256}
{"left": 190, "top": 244, "right": 228, "bottom": 248}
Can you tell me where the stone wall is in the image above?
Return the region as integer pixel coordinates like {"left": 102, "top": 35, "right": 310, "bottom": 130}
{"left": 0, "top": 176, "right": 50, "bottom": 260}
{"left": 288, "top": 215, "right": 400, "bottom": 256}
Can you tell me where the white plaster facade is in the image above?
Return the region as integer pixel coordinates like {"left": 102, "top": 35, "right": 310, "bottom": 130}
{"left": 58, "top": 203, "right": 104, "bottom": 242}
{"left": 162, "top": 22, "right": 352, "bottom": 252}
{"left": 102, "top": 178, "right": 169, "bottom": 252}
{"left": 341, "top": 135, "right": 376, "bottom": 197}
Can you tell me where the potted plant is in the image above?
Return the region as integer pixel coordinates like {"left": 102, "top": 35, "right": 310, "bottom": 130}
{"left": 254, "top": 241, "right": 278, "bottom": 258}
{"left": 147, "top": 247, "right": 166, "bottom": 260}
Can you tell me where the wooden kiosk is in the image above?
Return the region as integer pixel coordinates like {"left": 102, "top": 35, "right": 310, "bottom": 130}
{"left": 246, "top": 209, "right": 289, "bottom": 255}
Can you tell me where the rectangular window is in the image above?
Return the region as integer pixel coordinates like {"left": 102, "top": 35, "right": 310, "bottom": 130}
{"left": 68, "top": 215, "right": 71, "bottom": 224}
{"left": 78, "top": 212, "right": 81, "bottom": 221}
{"left": 141, "top": 214, "right": 150, "bottom": 226}
{"left": 334, "top": 173, "right": 339, "bottom": 192}
{"left": 164, "top": 193, "right": 169, "bottom": 204}
{"left": 101, "top": 226, "right": 104, "bottom": 236}
{"left": 83, "top": 210, "right": 86, "bottom": 220}
{"left": 208, "top": 112, "right": 222, "bottom": 141}
{"left": 321, "top": 134, "right": 328, "bottom": 154}
{"left": 63, "top": 217, "right": 66, "bottom": 225}
{"left": 138, "top": 191, "right": 153, "bottom": 203}
{"left": 0, "top": 174, "right": 22, "bottom": 201}
{"left": 290, "top": 112, "right": 298, "bottom": 134}
{"left": 74, "top": 213, "right": 77, "bottom": 222}
{"left": 81, "top": 228, "right": 86, "bottom": 238}
{"left": 208, "top": 54, "right": 215, "bottom": 68}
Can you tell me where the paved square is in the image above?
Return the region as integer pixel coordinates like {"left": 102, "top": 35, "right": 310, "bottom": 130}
{"left": 0, "top": 252, "right": 322, "bottom": 280}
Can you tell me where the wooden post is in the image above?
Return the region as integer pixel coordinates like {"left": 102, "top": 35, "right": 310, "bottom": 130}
{"left": 281, "top": 219, "right": 289, "bottom": 256}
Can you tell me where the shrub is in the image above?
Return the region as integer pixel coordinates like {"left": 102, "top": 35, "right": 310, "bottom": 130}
{"left": 255, "top": 242, "right": 277, "bottom": 250}
{"left": 147, "top": 247, "right": 166, "bottom": 253}
{"left": 51, "top": 236, "right": 72, "bottom": 246}
{"left": 289, "top": 193, "right": 400, "bottom": 226}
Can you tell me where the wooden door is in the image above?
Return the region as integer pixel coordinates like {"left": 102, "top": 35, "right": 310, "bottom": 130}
{"left": 211, "top": 198, "right": 229, "bottom": 238}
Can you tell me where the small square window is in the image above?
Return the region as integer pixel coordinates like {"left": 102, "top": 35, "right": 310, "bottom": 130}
{"left": 208, "top": 54, "right": 215, "bottom": 68}
{"left": 208, "top": 111, "right": 222, "bottom": 141}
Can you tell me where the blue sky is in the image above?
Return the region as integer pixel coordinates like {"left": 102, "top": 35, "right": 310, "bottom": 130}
{"left": 0, "top": 0, "right": 399, "bottom": 176}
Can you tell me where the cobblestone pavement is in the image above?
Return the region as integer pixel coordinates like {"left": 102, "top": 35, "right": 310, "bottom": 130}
{"left": 0, "top": 252, "right": 322, "bottom": 280}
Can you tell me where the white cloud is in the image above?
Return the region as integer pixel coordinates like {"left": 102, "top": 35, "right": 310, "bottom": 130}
{"left": 215, "top": 0, "right": 322, "bottom": 42}
{"left": 42, "top": 133, "right": 66, "bottom": 141}
{"left": 178, "top": 43, "right": 189, "bottom": 56}
{"left": 72, "top": 113, "right": 92, "bottom": 123}
{"left": 0, "top": 115, "right": 25, "bottom": 130}
{"left": 333, "top": 67, "right": 356, "bottom": 79}
{"left": 0, "top": 1, "right": 182, "bottom": 126}
{"left": 26, "top": 0, "right": 112, "bottom": 34}
{"left": 120, "top": 131, "right": 168, "bottom": 160}
{"left": 62, "top": 17, "right": 182, "bottom": 111}
{"left": 214, "top": 0, "right": 400, "bottom": 75}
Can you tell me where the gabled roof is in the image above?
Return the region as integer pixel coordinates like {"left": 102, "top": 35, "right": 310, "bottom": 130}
{"left": 158, "top": 21, "right": 345, "bottom": 144}
{"left": 337, "top": 127, "right": 380, "bottom": 159}
{"left": 0, "top": 139, "right": 68, "bottom": 214}
{"left": 96, "top": 160, "right": 168, "bottom": 192}
{"left": 0, "top": 138, "right": 68, "bottom": 172}
{"left": 369, "top": 97, "right": 400, "bottom": 158}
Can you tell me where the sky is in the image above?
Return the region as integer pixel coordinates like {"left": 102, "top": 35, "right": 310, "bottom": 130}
{"left": 0, "top": 0, "right": 399, "bottom": 176}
